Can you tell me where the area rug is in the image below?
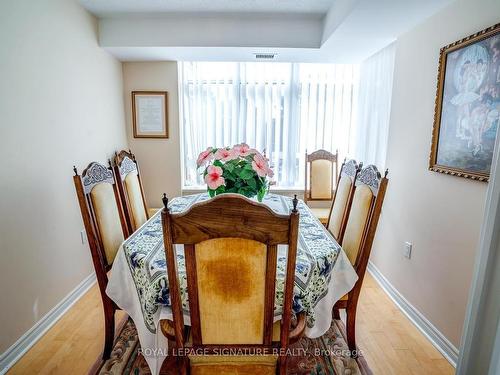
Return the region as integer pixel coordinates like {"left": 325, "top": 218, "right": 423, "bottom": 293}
{"left": 91, "top": 318, "right": 371, "bottom": 375}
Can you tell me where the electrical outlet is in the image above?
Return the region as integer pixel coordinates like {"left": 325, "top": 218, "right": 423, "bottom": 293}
{"left": 80, "top": 229, "right": 87, "bottom": 245}
{"left": 403, "top": 242, "right": 412, "bottom": 259}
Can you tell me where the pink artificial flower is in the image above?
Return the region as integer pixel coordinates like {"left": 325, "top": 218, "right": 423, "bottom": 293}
{"left": 233, "top": 143, "right": 256, "bottom": 157}
{"left": 214, "top": 148, "right": 238, "bottom": 162}
{"left": 267, "top": 167, "right": 274, "bottom": 178}
{"left": 197, "top": 147, "right": 214, "bottom": 167}
{"left": 204, "top": 165, "right": 225, "bottom": 190}
{"left": 251, "top": 153, "right": 270, "bottom": 177}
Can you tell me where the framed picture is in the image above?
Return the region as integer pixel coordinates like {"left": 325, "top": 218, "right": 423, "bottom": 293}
{"left": 132, "top": 91, "right": 169, "bottom": 138}
{"left": 430, "top": 23, "right": 500, "bottom": 182}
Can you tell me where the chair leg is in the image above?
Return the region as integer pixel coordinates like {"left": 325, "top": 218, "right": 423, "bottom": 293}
{"left": 278, "top": 355, "right": 287, "bottom": 375}
{"left": 178, "top": 355, "right": 189, "bottom": 375}
{"left": 346, "top": 302, "right": 357, "bottom": 358}
{"left": 102, "top": 308, "right": 115, "bottom": 360}
{"left": 332, "top": 306, "right": 340, "bottom": 320}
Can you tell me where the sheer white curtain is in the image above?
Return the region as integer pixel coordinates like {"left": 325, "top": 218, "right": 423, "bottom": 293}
{"left": 179, "top": 62, "right": 359, "bottom": 188}
{"left": 352, "top": 43, "right": 396, "bottom": 169}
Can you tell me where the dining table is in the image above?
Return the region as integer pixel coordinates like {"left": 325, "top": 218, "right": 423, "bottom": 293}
{"left": 106, "top": 192, "right": 358, "bottom": 375}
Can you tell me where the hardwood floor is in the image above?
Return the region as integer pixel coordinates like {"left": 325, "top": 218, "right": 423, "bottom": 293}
{"left": 354, "top": 274, "right": 454, "bottom": 375}
{"left": 7, "top": 273, "right": 454, "bottom": 375}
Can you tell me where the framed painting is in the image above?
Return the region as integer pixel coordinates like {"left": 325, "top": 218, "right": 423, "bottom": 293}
{"left": 430, "top": 23, "right": 500, "bottom": 182}
{"left": 132, "top": 91, "right": 169, "bottom": 138}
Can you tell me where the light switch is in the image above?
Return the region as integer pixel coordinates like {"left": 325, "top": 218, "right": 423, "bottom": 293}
{"left": 81, "top": 229, "right": 87, "bottom": 245}
{"left": 403, "top": 242, "right": 412, "bottom": 259}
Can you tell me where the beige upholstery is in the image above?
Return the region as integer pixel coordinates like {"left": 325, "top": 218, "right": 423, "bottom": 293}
{"left": 124, "top": 171, "right": 147, "bottom": 230}
{"left": 310, "top": 159, "right": 333, "bottom": 199}
{"left": 327, "top": 175, "right": 352, "bottom": 238}
{"left": 90, "top": 183, "right": 124, "bottom": 264}
{"left": 195, "top": 238, "right": 267, "bottom": 345}
{"left": 190, "top": 355, "right": 278, "bottom": 375}
{"left": 188, "top": 321, "right": 281, "bottom": 374}
{"left": 342, "top": 185, "right": 373, "bottom": 265}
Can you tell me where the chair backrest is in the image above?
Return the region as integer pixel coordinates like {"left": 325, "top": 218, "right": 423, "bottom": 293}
{"left": 112, "top": 150, "right": 149, "bottom": 233}
{"left": 326, "top": 159, "right": 361, "bottom": 241}
{"left": 304, "top": 149, "right": 338, "bottom": 202}
{"left": 161, "top": 194, "right": 299, "bottom": 354}
{"left": 341, "top": 165, "right": 388, "bottom": 276}
{"left": 73, "top": 162, "right": 129, "bottom": 294}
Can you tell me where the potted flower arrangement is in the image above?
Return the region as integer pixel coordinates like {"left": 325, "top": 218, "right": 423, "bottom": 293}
{"left": 196, "top": 143, "right": 274, "bottom": 202}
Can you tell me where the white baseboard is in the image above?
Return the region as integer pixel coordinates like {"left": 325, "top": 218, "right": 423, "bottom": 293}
{"left": 0, "top": 273, "right": 96, "bottom": 374}
{"left": 367, "top": 261, "right": 459, "bottom": 367}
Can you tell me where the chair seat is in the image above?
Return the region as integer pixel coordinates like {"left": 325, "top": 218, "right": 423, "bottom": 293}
{"left": 188, "top": 324, "right": 281, "bottom": 375}
{"left": 309, "top": 207, "right": 330, "bottom": 224}
{"left": 190, "top": 354, "right": 278, "bottom": 375}
{"left": 161, "top": 320, "right": 282, "bottom": 342}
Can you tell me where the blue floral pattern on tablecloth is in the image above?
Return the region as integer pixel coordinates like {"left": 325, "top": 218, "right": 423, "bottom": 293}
{"left": 122, "top": 193, "right": 341, "bottom": 333}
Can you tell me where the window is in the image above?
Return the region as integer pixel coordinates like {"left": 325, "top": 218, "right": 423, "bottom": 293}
{"left": 179, "top": 62, "right": 359, "bottom": 188}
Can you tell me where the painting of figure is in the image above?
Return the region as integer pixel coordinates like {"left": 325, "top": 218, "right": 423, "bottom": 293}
{"left": 430, "top": 24, "right": 500, "bottom": 181}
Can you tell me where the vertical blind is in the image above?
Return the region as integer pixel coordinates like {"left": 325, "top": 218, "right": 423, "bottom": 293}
{"left": 179, "top": 62, "right": 359, "bottom": 188}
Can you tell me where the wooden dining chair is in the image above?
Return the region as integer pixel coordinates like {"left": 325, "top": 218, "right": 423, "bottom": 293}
{"left": 332, "top": 165, "right": 388, "bottom": 356}
{"left": 304, "top": 149, "right": 339, "bottom": 225}
{"left": 160, "top": 194, "right": 306, "bottom": 375}
{"left": 73, "top": 162, "right": 129, "bottom": 360}
{"left": 112, "top": 149, "right": 158, "bottom": 233}
{"left": 325, "top": 159, "right": 362, "bottom": 242}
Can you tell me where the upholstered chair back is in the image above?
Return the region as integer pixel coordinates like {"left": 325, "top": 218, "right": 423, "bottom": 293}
{"left": 326, "top": 159, "right": 360, "bottom": 241}
{"left": 195, "top": 237, "right": 267, "bottom": 344}
{"left": 73, "top": 162, "right": 129, "bottom": 290}
{"left": 113, "top": 150, "right": 149, "bottom": 233}
{"left": 342, "top": 165, "right": 388, "bottom": 269}
{"left": 90, "top": 182, "right": 125, "bottom": 264}
{"left": 304, "top": 149, "right": 338, "bottom": 202}
{"left": 161, "top": 194, "right": 302, "bottom": 374}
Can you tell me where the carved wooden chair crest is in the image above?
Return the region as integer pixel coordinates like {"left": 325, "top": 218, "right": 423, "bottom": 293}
{"left": 333, "top": 165, "right": 389, "bottom": 355}
{"left": 112, "top": 150, "right": 150, "bottom": 233}
{"left": 160, "top": 194, "right": 305, "bottom": 375}
{"left": 73, "top": 161, "right": 129, "bottom": 359}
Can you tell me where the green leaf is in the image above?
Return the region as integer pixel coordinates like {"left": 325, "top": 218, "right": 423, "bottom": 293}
{"left": 246, "top": 178, "right": 257, "bottom": 189}
{"left": 238, "top": 188, "right": 253, "bottom": 197}
{"left": 239, "top": 169, "right": 255, "bottom": 180}
{"left": 224, "top": 173, "right": 236, "bottom": 182}
{"left": 208, "top": 189, "right": 215, "bottom": 198}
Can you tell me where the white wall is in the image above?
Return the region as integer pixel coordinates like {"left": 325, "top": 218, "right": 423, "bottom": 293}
{"left": 371, "top": 0, "right": 500, "bottom": 348}
{"left": 122, "top": 62, "right": 182, "bottom": 208}
{"left": 0, "top": 0, "right": 127, "bottom": 353}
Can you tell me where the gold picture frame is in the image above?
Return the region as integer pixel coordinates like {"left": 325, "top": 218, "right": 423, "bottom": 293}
{"left": 429, "top": 23, "right": 500, "bottom": 182}
{"left": 132, "top": 91, "right": 169, "bottom": 139}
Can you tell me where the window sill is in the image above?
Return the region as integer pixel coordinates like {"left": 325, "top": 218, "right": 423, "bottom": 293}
{"left": 182, "top": 187, "right": 305, "bottom": 197}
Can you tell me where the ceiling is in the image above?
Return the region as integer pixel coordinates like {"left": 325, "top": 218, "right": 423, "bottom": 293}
{"left": 79, "top": 0, "right": 455, "bottom": 63}
{"left": 80, "top": 0, "right": 334, "bottom": 15}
